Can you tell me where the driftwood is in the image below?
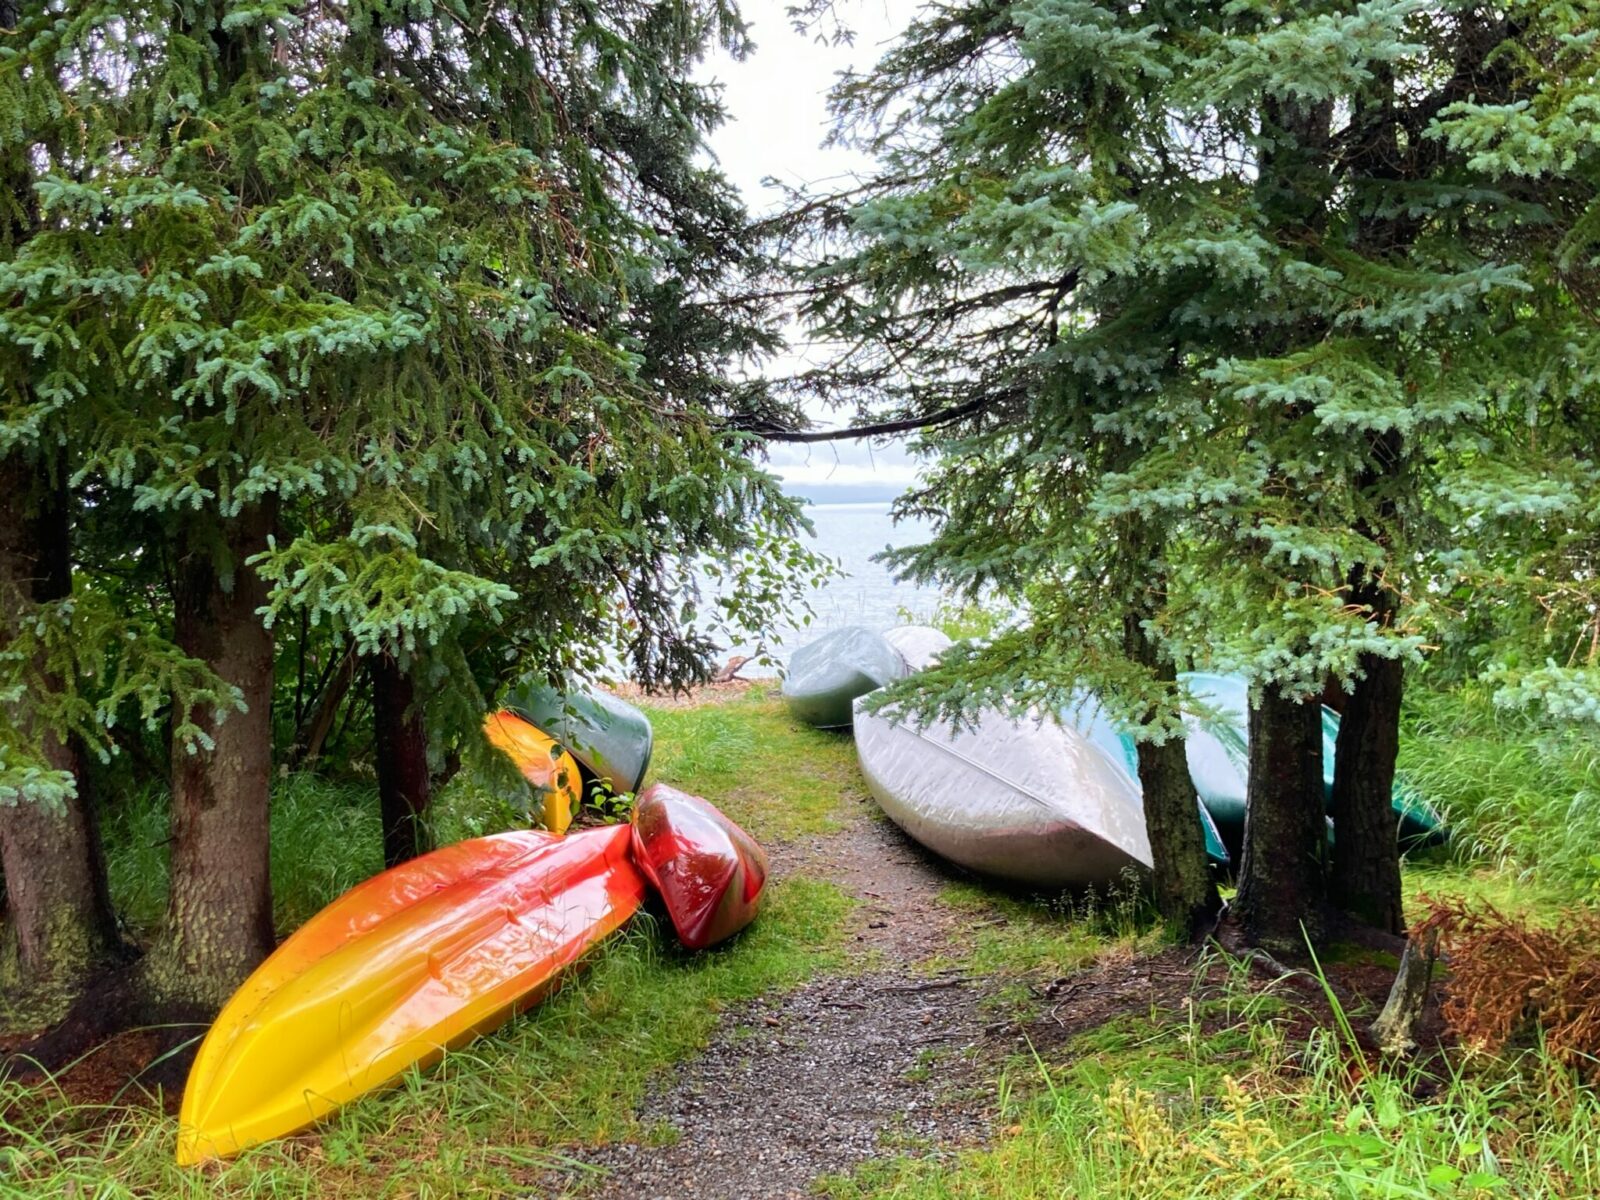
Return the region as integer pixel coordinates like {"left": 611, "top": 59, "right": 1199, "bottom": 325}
{"left": 1371, "top": 927, "right": 1440, "bottom": 1055}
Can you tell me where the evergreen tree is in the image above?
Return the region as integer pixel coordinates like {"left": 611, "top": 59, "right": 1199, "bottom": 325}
{"left": 787, "top": 0, "right": 1597, "bottom": 946}
{"left": 1, "top": 0, "right": 813, "bottom": 1042}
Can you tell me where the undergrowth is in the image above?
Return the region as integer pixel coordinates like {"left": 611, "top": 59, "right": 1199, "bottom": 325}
{"left": 1401, "top": 683, "right": 1600, "bottom": 896}
{"left": 823, "top": 959, "right": 1600, "bottom": 1199}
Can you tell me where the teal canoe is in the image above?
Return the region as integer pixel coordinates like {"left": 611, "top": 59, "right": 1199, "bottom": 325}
{"left": 1180, "top": 673, "right": 1444, "bottom": 854}
{"left": 501, "top": 678, "right": 653, "bottom": 796}
{"left": 1062, "top": 693, "right": 1230, "bottom": 867}
{"left": 782, "top": 626, "right": 908, "bottom": 730}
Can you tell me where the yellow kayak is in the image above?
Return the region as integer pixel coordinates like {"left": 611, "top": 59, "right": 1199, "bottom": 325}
{"left": 483, "top": 709, "right": 582, "bottom": 834}
{"left": 176, "top": 824, "right": 644, "bottom": 1164}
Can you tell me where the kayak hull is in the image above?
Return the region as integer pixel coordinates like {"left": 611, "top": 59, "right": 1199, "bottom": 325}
{"left": 483, "top": 710, "right": 584, "bottom": 834}
{"left": 1180, "top": 673, "right": 1445, "bottom": 853}
{"left": 854, "top": 700, "right": 1150, "bottom": 889}
{"left": 503, "top": 678, "right": 654, "bottom": 796}
{"left": 630, "top": 783, "right": 769, "bottom": 949}
{"left": 782, "top": 626, "right": 907, "bottom": 729}
{"left": 176, "top": 825, "right": 644, "bottom": 1165}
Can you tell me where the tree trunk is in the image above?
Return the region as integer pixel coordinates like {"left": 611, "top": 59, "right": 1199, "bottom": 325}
{"left": 0, "top": 456, "right": 122, "bottom": 1027}
{"left": 1235, "top": 685, "right": 1327, "bottom": 954}
{"left": 370, "top": 653, "right": 431, "bottom": 868}
{"left": 137, "top": 506, "right": 278, "bottom": 1016}
{"left": 285, "top": 646, "right": 354, "bottom": 771}
{"left": 1124, "top": 612, "right": 1219, "bottom": 938}
{"left": 1329, "top": 577, "right": 1406, "bottom": 934}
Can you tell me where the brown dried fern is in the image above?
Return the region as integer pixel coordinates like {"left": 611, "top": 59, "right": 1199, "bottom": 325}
{"left": 1414, "top": 895, "right": 1600, "bottom": 1079}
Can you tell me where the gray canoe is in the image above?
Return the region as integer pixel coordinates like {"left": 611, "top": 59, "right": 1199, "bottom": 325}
{"left": 781, "top": 626, "right": 908, "bottom": 729}
{"left": 501, "top": 677, "right": 653, "bottom": 796}
{"left": 882, "top": 625, "right": 952, "bottom": 672}
{"left": 854, "top": 699, "right": 1151, "bottom": 889}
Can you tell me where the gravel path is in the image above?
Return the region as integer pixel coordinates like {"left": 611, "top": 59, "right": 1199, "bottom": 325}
{"left": 544, "top": 812, "right": 1004, "bottom": 1199}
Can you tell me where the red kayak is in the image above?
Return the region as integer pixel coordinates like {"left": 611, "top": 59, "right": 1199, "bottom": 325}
{"left": 630, "top": 783, "right": 768, "bottom": 949}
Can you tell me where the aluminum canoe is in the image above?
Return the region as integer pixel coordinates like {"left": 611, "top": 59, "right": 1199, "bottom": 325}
{"left": 854, "top": 699, "right": 1151, "bottom": 889}
{"left": 782, "top": 625, "right": 908, "bottom": 729}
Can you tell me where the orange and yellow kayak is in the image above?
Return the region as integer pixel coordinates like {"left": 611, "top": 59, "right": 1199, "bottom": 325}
{"left": 176, "top": 824, "right": 644, "bottom": 1165}
{"left": 483, "top": 710, "right": 582, "bottom": 834}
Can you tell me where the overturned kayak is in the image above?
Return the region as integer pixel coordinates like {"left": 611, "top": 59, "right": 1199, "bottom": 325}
{"left": 483, "top": 710, "right": 584, "bottom": 834}
{"left": 176, "top": 825, "right": 644, "bottom": 1165}
{"left": 631, "top": 783, "right": 769, "bottom": 949}
{"left": 1061, "top": 692, "right": 1230, "bottom": 866}
{"left": 855, "top": 700, "right": 1150, "bottom": 889}
{"left": 502, "top": 677, "right": 653, "bottom": 796}
{"left": 782, "top": 625, "right": 908, "bottom": 729}
{"left": 882, "top": 624, "right": 953, "bottom": 672}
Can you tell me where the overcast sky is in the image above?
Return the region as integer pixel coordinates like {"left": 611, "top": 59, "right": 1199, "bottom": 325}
{"left": 696, "top": 0, "right": 923, "bottom": 499}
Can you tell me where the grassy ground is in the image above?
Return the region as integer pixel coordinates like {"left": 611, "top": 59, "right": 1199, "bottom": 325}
{"left": 4, "top": 682, "right": 1596, "bottom": 1198}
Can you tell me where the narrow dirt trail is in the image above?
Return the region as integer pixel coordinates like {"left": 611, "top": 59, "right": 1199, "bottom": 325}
{"left": 556, "top": 809, "right": 1008, "bottom": 1199}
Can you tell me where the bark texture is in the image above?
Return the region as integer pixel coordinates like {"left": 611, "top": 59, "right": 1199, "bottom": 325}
{"left": 1124, "top": 613, "right": 1219, "bottom": 938}
{"left": 138, "top": 506, "right": 278, "bottom": 1015}
{"left": 1329, "top": 617, "right": 1406, "bottom": 934}
{"left": 0, "top": 456, "right": 121, "bottom": 1026}
{"left": 370, "top": 653, "right": 432, "bottom": 868}
{"left": 1235, "top": 686, "right": 1327, "bottom": 954}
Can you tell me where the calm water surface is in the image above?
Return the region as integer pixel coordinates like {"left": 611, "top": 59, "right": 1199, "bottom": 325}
{"left": 718, "top": 502, "right": 947, "bottom": 675}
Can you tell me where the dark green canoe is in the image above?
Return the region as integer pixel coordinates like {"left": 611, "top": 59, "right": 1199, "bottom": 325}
{"left": 781, "top": 626, "right": 908, "bottom": 730}
{"left": 502, "top": 678, "right": 653, "bottom": 796}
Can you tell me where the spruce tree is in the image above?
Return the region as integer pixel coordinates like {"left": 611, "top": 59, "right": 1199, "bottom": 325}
{"left": 2, "top": 0, "right": 814, "bottom": 1040}
{"left": 787, "top": 0, "right": 1598, "bottom": 945}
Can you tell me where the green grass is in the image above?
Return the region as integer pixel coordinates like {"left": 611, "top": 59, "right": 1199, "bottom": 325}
{"left": 11, "top": 681, "right": 1596, "bottom": 1198}
{"left": 821, "top": 968, "right": 1600, "bottom": 1199}
{"left": 638, "top": 684, "right": 865, "bottom": 842}
{"left": 1401, "top": 683, "right": 1600, "bottom": 898}
{"left": 0, "top": 878, "right": 854, "bottom": 1198}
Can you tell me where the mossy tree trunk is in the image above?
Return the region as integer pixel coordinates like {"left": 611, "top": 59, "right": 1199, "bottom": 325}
{"left": 370, "top": 653, "right": 431, "bottom": 868}
{"left": 1124, "top": 610, "right": 1219, "bottom": 939}
{"left": 0, "top": 456, "right": 121, "bottom": 1027}
{"left": 1235, "top": 685, "right": 1327, "bottom": 953}
{"left": 136, "top": 506, "right": 278, "bottom": 1015}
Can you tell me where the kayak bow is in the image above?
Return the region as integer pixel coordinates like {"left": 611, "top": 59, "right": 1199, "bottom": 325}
{"left": 176, "top": 824, "right": 644, "bottom": 1165}
{"left": 630, "top": 783, "right": 768, "bottom": 949}
{"left": 483, "top": 710, "right": 584, "bottom": 834}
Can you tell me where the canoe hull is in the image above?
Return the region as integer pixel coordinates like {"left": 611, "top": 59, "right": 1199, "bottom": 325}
{"left": 177, "top": 825, "right": 644, "bottom": 1165}
{"left": 503, "top": 678, "right": 654, "bottom": 796}
{"left": 854, "top": 701, "right": 1150, "bottom": 890}
{"left": 882, "top": 625, "right": 953, "bottom": 672}
{"left": 630, "top": 783, "right": 768, "bottom": 949}
{"left": 782, "top": 626, "right": 907, "bottom": 729}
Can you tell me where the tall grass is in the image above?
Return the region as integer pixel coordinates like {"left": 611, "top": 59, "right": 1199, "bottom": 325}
{"left": 1401, "top": 683, "right": 1600, "bottom": 895}
{"left": 823, "top": 958, "right": 1600, "bottom": 1199}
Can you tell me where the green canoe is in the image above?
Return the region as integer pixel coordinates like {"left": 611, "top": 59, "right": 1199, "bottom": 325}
{"left": 502, "top": 678, "right": 653, "bottom": 796}
{"left": 782, "top": 626, "right": 908, "bottom": 730}
{"left": 1180, "top": 673, "right": 1444, "bottom": 855}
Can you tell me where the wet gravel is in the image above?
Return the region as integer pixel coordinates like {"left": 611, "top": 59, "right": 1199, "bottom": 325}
{"left": 565, "top": 969, "right": 993, "bottom": 1199}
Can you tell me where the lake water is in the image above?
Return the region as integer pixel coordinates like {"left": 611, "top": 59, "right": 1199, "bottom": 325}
{"left": 715, "top": 502, "right": 948, "bottom": 675}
